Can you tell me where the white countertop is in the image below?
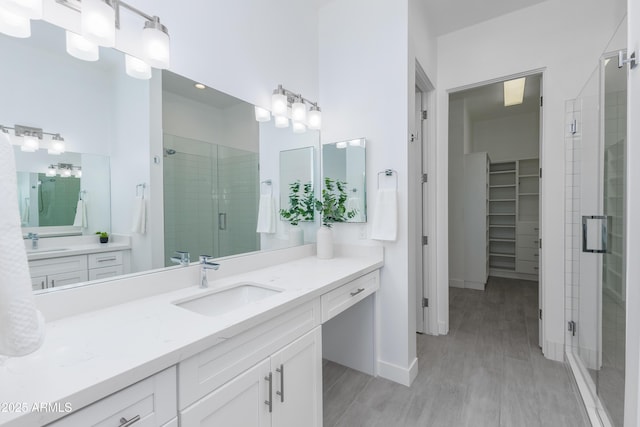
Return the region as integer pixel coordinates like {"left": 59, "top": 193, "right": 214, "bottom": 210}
{"left": 0, "top": 248, "right": 383, "bottom": 427}
{"left": 26, "top": 241, "right": 131, "bottom": 261}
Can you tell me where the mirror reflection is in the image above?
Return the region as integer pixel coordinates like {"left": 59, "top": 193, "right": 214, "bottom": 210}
{"left": 322, "top": 138, "right": 367, "bottom": 222}
{"left": 279, "top": 146, "right": 315, "bottom": 222}
{"left": 1, "top": 18, "right": 320, "bottom": 293}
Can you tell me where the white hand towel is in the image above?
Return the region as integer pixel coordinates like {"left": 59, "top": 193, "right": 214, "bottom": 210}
{"left": 371, "top": 188, "right": 397, "bottom": 241}
{"left": 72, "top": 199, "right": 87, "bottom": 228}
{"left": 20, "top": 197, "right": 29, "bottom": 225}
{"left": 131, "top": 196, "right": 147, "bottom": 234}
{"left": 0, "top": 132, "right": 45, "bottom": 356}
{"left": 256, "top": 194, "right": 276, "bottom": 234}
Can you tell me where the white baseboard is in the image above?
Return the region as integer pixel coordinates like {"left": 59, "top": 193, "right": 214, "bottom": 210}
{"left": 449, "top": 279, "right": 464, "bottom": 288}
{"left": 489, "top": 269, "right": 538, "bottom": 282}
{"left": 377, "top": 357, "right": 418, "bottom": 387}
{"left": 464, "top": 280, "right": 485, "bottom": 291}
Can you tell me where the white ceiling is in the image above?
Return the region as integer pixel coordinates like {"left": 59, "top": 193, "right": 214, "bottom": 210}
{"left": 423, "top": 0, "right": 549, "bottom": 36}
{"left": 450, "top": 74, "right": 541, "bottom": 121}
{"left": 162, "top": 71, "right": 245, "bottom": 109}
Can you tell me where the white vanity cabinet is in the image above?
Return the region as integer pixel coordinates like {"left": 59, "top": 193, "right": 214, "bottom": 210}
{"left": 178, "top": 300, "right": 323, "bottom": 427}
{"left": 181, "top": 328, "right": 322, "bottom": 427}
{"left": 29, "top": 256, "right": 88, "bottom": 291}
{"left": 48, "top": 367, "right": 177, "bottom": 427}
{"left": 29, "top": 251, "right": 128, "bottom": 290}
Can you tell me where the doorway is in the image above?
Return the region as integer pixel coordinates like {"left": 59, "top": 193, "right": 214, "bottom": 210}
{"left": 447, "top": 72, "right": 543, "bottom": 347}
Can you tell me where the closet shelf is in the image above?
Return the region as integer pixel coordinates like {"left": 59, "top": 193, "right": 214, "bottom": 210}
{"left": 489, "top": 184, "right": 516, "bottom": 188}
{"left": 490, "top": 170, "right": 516, "bottom": 175}
{"left": 518, "top": 174, "right": 539, "bottom": 178}
{"left": 489, "top": 225, "right": 516, "bottom": 228}
{"left": 489, "top": 213, "right": 515, "bottom": 216}
{"left": 489, "top": 252, "right": 516, "bottom": 258}
{"left": 518, "top": 193, "right": 539, "bottom": 196}
{"left": 489, "top": 238, "right": 515, "bottom": 242}
{"left": 490, "top": 199, "right": 516, "bottom": 202}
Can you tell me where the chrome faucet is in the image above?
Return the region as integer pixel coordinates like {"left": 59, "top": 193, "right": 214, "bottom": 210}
{"left": 170, "top": 251, "right": 190, "bottom": 266}
{"left": 199, "top": 255, "right": 220, "bottom": 288}
{"left": 27, "top": 232, "right": 39, "bottom": 250}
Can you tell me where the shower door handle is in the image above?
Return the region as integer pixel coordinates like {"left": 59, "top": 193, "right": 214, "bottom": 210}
{"left": 582, "top": 215, "right": 611, "bottom": 253}
{"left": 218, "top": 213, "right": 227, "bottom": 230}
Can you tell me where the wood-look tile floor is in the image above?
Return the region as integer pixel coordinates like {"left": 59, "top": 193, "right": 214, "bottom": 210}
{"left": 323, "top": 276, "right": 590, "bottom": 427}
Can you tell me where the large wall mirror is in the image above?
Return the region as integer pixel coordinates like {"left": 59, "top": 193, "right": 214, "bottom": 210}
{"left": 1, "top": 19, "right": 320, "bottom": 293}
{"left": 322, "top": 138, "right": 367, "bottom": 222}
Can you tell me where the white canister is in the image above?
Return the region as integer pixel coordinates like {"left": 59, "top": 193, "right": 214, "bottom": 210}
{"left": 316, "top": 225, "right": 334, "bottom": 259}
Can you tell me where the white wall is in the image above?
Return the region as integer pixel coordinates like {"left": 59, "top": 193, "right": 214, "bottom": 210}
{"left": 436, "top": 0, "right": 626, "bottom": 360}
{"left": 448, "top": 99, "right": 466, "bottom": 287}
{"left": 624, "top": 0, "right": 640, "bottom": 424}
{"left": 472, "top": 112, "right": 539, "bottom": 161}
{"left": 319, "top": 0, "right": 418, "bottom": 385}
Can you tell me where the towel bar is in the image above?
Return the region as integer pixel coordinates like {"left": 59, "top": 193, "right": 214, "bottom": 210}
{"left": 377, "top": 169, "right": 398, "bottom": 190}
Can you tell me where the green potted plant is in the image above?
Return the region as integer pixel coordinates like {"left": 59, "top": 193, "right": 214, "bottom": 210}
{"left": 314, "top": 177, "right": 357, "bottom": 259}
{"left": 280, "top": 181, "right": 315, "bottom": 245}
{"left": 95, "top": 231, "right": 109, "bottom": 244}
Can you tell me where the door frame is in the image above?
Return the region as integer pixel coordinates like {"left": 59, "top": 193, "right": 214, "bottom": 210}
{"left": 415, "top": 60, "right": 437, "bottom": 335}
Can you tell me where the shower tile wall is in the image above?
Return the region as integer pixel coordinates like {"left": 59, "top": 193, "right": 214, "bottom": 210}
{"left": 37, "top": 174, "right": 80, "bottom": 226}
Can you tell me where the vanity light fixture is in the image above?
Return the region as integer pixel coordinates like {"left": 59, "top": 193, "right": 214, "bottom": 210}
{"left": 46, "top": 165, "right": 57, "bottom": 177}
{"left": 0, "top": 6, "right": 31, "bottom": 38}
{"left": 125, "top": 54, "right": 152, "bottom": 79}
{"left": 0, "top": 0, "right": 43, "bottom": 20}
{"left": 194, "top": 83, "right": 206, "bottom": 90}
{"left": 48, "top": 134, "right": 66, "bottom": 155}
{"left": 2, "top": 124, "right": 67, "bottom": 155}
{"left": 254, "top": 106, "right": 271, "bottom": 122}
{"left": 336, "top": 141, "right": 348, "bottom": 149}
{"left": 348, "top": 139, "right": 364, "bottom": 147}
{"left": 81, "top": 0, "right": 115, "bottom": 47}
{"left": 46, "top": 163, "right": 82, "bottom": 178}
{"left": 66, "top": 30, "right": 99, "bottom": 62}
{"left": 504, "top": 77, "right": 526, "bottom": 107}
{"left": 261, "top": 84, "right": 322, "bottom": 133}
{"left": 55, "top": 0, "right": 172, "bottom": 75}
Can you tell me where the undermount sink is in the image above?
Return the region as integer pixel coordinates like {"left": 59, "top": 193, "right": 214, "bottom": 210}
{"left": 174, "top": 283, "right": 282, "bottom": 317}
{"left": 26, "top": 247, "right": 68, "bottom": 253}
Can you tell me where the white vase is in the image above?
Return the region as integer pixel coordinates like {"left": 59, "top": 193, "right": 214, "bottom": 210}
{"left": 289, "top": 225, "right": 304, "bottom": 246}
{"left": 316, "top": 225, "right": 334, "bottom": 259}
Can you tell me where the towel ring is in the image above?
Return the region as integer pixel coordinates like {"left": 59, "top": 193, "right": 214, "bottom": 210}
{"left": 377, "top": 169, "right": 398, "bottom": 190}
{"left": 261, "top": 179, "right": 273, "bottom": 196}
{"left": 136, "top": 183, "right": 146, "bottom": 199}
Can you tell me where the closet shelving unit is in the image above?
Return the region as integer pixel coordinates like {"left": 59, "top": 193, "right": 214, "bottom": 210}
{"left": 488, "top": 161, "right": 517, "bottom": 272}
{"left": 603, "top": 140, "right": 625, "bottom": 303}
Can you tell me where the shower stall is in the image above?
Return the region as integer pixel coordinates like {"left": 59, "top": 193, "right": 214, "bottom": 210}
{"left": 564, "top": 24, "right": 627, "bottom": 427}
{"left": 163, "top": 134, "right": 260, "bottom": 266}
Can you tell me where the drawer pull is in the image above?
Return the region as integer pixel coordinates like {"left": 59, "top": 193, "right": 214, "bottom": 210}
{"left": 276, "top": 364, "right": 284, "bottom": 402}
{"left": 119, "top": 415, "right": 140, "bottom": 427}
{"left": 350, "top": 288, "right": 366, "bottom": 297}
{"left": 534, "top": 227, "right": 539, "bottom": 231}
{"left": 534, "top": 254, "right": 539, "bottom": 257}
{"left": 265, "top": 372, "right": 273, "bottom": 413}
{"left": 97, "top": 257, "right": 117, "bottom": 262}
{"left": 533, "top": 267, "right": 539, "bottom": 270}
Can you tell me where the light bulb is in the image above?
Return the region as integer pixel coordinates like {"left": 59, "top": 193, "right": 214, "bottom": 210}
{"left": 271, "top": 91, "right": 287, "bottom": 116}
{"left": 336, "top": 141, "right": 347, "bottom": 149}
{"left": 125, "top": 54, "right": 152, "bottom": 80}
{"left": 142, "top": 17, "right": 170, "bottom": 69}
{"left": 349, "top": 139, "right": 364, "bottom": 147}
{"left": 21, "top": 134, "right": 39, "bottom": 152}
{"left": 0, "top": 6, "right": 30, "bottom": 38}
{"left": 292, "top": 121, "right": 306, "bottom": 134}
{"left": 48, "top": 135, "right": 65, "bottom": 155}
{"left": 307, "top": 106, "right": 322, "bottom": 130}
{"left": 46, "top": 166, "right": 56, "bottom": 177}
{"left": 66, "top": 31, "right": 99, "bottom": 61}
{"left": 74, "top": 169, "right": 82, "bottom": 178}
{"left": 81, "top": 0, "right": 115, "bottom": 47}
{"left": 291, "top": 99, "right": 306, "bottom": 122}
{"left": 274, "top": 115, "right": 289, "bottom": 128}
{"left": 254, "top": 106, "right": 271, "bottom": 122}
{"left": 0, "top": 0, "right": 42, "bottom": 19}
{"left": 61, "top": 168, "right": 71, "bottom": 178}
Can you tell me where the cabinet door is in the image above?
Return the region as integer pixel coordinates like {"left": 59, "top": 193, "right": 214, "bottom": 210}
{"left": 48, "top": 270, "right": 89, "bottom": 288}
{"left": 271, "top": 327, "right": 322, "bottom": 427}
{"left": 180, "top": 358, "right": 271, "bottom": 427}
{"left": 89, "top": 265, "right": 124, "bottom": 281}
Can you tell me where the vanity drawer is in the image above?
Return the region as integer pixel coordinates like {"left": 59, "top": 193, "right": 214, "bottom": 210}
{"left": 88, "top": 251, "right": 123, "bottom": 269}
{"left": 89, "top": 265, "right": 124, "bottom": 281}
{"left": 321, "top": 270, "right": 379, "bottom": 322}
{"left": 516, "top": 260, "right": 539, "bottom": 275}
{"left": 48, "top": 366, "right": 176, "bottom": 427}
{"left": 48, "top": 270, "right": 89, "bottom": 288}
{"left": 29, "top": 255, "right": 87, "bottom": 277}
{"left": 31, "top": 275, "right": 46, "bottom": 291}
{"left": 178, "top": 300, "right": 320, "bottom": 409}
{"left": 517, "top": 247, "right": 539, "bottom": 262}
